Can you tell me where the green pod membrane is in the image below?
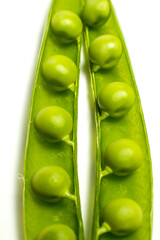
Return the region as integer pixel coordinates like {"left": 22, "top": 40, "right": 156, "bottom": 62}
{"left": 83, "top": 0, "right": 153, "bottom": 240}
{"left": 37, "top": 224, "right": 76, "bottom": 240}
{"left": 23, "top": 0, "right": 84, "bottom": 239}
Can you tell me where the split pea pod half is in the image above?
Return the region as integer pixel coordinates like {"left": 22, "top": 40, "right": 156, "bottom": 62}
{"left": 83, "top": 0, "right": 152, "bottom": 240}
{"left": 23, "top": 0, "right": 84, "bottom": 239}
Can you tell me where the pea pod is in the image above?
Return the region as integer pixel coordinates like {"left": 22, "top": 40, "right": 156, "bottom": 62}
{"left": 23, "top": 0, "right": 84, "bottom": 239}
{"left": 83, "top": 0, "right": 153, "bottom": 240}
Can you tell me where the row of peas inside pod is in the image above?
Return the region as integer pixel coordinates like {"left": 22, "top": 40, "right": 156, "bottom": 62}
{"left": 28, "top": 1, "right": 144, "bottom": 239}
{"left": 30, "top": 9, "right": 83, "bottom": 240}
{"left": 83, "top": 0, "right": 144, "bottom": 238}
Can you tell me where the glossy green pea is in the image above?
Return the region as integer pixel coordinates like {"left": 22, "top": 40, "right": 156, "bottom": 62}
{"left": 37, "top": 224, "right": 76, "bottom": 240}
{"left": 42, "top": 55, "right": 77, "bottom": 91}
{"left": 104, "top": 138, "right": 143, "bottom": 176}
{"left": 89, "top": 35, "right": 122, "bottom": 69}
{"left": 98, "top": 82, "right": 135, "bottom": 117}
{"left": 32, "top": 166, "right": 71, "bottom": 202}
{"left": 103, "top": 198, "right": 143, "bottom": 236}
{"left": 34, "top": 106, "right": 72, "bottom": 142}
{"left": 51, "top": 10, "right": 83, "bottom": 43}
{"left": 82, "top": 0, "right": 110, "bottom": 27}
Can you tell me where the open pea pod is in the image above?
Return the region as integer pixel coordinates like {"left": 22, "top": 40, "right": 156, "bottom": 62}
{"left": 23, "top": 0, "right": 84, "bottom": 239}
{"left": 83, "top": 0, "right": 153, "bottom": 239}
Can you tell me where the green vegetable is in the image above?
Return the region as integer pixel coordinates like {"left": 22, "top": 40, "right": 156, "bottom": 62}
{"left": 98, "top": 82, "right": 135, "bottom": 118}
{"left": 23, "top": 0, "right": 152, "bottom": 239}
{"left": 42, "top": 55, "right": 77, "bottom": 91}
{"left": 23, "top": 0, "right": 84, "bottom": 239}
{"left": 103, "top": 138, "right": 143, "bottom": 176}
{"left": 101, "top": 198, "right": 143, "bottom": 236}
{"left": 34, "top": 106, "right": 73, "bottom": 142}
{"left": 51, "top": 10, "right": 83, "bottom": 43}
{"left": 83, "top": 0, "right": 153, "bottom": 239}
{"left": 82, "top": 0, "right": 110, "bottom": 27}
{"left": 89, "top": 35, "right": 122, "bottom": 70}
{"left": 31, "top": 166, "right": 71, "bottom": 202}
{"left": 37, "top": 224, "right": 76, "bottom": 240}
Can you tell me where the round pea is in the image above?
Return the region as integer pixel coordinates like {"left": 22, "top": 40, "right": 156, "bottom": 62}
{"left": 51, "top": 11, "right": 83, "bottom": 43}
{"left": 34, "top": 106, "right": 72, "bottom": 142}
{"left": 32, "top": 166, "right": 71, "bottom": 201}
{"left": 82, "top": 0, "right": 110, "bottom": 27}
{"left": 89, "top": 35, "right": 122, "bottom": 69}
{"left": 104, "top": 139, "right": 143, "bottom": 176}
{"left": 103, "top": 198, "right": 143, "bottom": 236}
{"left": 42, "top": 55, "right": 77, "bottom": 91}
{"left": 37, "top": 224, "right": 76, "bottom": 240}
{"left": 98, "top": 82, "right": 135, "bottom": 117}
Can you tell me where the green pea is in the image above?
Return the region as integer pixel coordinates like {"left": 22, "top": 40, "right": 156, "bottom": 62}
{"left": 32, "top": 166, "right": 71, "bottom": 202}
{"left": 103, "top": 198, "right": 143, "bottom": 236}
{"left": 37, "top": 224, "right": 76, "bottom": 240}
{"left": 89, "top": 35, "right": 122, "bottom": 69}
{"left": 98, "top": 82, "right": 135, "bottom": 117}
{"left": 34, "top": 106, "right": 72, "bottom": 142}
{"left": 82, "top": 0, "right": 110, "bottom": 27}
{"left": 42, "top": 55, "right": 77, "bottom": 91}
{"left": 51, "top": 10, "right": 83, "bottom": 43}
{"left": 104, "top": 138, "right": 143, "bottom": 176}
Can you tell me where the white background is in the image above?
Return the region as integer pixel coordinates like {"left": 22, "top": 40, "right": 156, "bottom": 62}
{"left": 0, "top": 0, "right": 160, "bottom": 239}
